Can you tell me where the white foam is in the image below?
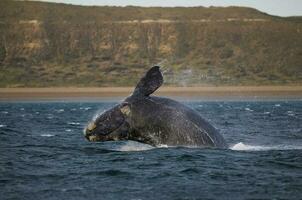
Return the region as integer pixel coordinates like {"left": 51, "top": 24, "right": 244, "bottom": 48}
{"left": 0, "top": 124, "right": 6, "bottom": 128}
{"left": 65, "top": 129, "right": 72, "bottom": 132}
{"left": 68, "top": 122, "right": 80, "bottom": 125}
{"left": 231, "top": 142, "right": 302, "bottom": 151}
{"left": 157, "top": 144, "right": 169, "bottom": 148}
{"left": 40, "top": 134, "right": 55, "bottom": 137}
{"left": 275, "top": 104, "right": 281, "bottom": 107}
{"left": 1, "top": 111, "right": 8, "bottom": 114}
{"left": 116, "top": 141, "right": 154, "bottom": 152}
{"left": 245, "top": 108, "right": 253, "bottom": 112}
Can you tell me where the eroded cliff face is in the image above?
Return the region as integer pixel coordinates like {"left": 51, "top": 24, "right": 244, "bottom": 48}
{"left": 0, "top": 1, "right": 301, "bottom": 87}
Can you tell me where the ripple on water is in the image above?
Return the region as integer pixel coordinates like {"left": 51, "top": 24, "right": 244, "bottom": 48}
{"left": 40, "top": 134, "right": 55, "bottom": 137}
{"left": 85, "top": 169, "right": 131, "bottom": 177}
{"left": 1, "top": 101, "right": 301, "bottom": 200}
{"left": 287, "top": 111, "right": 295, "bottom": 116}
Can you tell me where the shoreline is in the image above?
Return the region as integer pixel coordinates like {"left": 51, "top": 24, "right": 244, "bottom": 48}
{"left": 0, "top": 86, "right": 302, "bottom": 101}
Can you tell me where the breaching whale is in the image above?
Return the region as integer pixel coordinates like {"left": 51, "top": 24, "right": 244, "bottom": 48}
{"left": 84, "top": 66, "right": 228, "bottom": 148}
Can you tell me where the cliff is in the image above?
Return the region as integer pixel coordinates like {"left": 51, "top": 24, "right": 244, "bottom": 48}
{"left": 0, "top": 0, "right": 301, "bottom": 87}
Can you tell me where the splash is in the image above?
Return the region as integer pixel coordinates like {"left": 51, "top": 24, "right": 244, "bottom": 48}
{"left": 157, "top": 144, "right": 169, "bottom": 148}
{"left": 231, "top": 142, "right": 302, "bottom": 151}
{"left": 116, "top": 141, "right": 154, "bottom": 152}
{"left": 92, "top": 109, "right": 107, "bottom": 121}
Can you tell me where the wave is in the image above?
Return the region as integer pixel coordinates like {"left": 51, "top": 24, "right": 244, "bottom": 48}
{"left": 231, "top": 142, "right": 302, "bottom": 151}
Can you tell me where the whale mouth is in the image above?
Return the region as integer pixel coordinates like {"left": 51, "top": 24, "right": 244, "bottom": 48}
{"left": 84, "top": 129, "right": 108, "bottom": 142}
{"left": 84, "top": 132, "right": 108, "bottom": 142}
{"left": 84, "top": 120, "right": 130, "bottom": 142}
{"left": 84, "top": 104, "right": 130, "bottom": 142}
{"left": 84, "top": 127, "right": 104, "bottom": 141}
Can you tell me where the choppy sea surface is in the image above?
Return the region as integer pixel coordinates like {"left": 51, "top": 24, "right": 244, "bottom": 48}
{"left": 0, "top": 100, "right": 301, "bottom": 200}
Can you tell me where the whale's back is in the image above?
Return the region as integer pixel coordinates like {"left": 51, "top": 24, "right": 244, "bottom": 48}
{"left": 129, "top": 96, "right": 228, "bottom": 148}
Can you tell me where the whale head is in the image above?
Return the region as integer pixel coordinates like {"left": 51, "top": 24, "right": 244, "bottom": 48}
{"left": 84, "top": 103, "right": 131, "bottom": 142}
{"left": 84, "top": 66, "right": 163, "bottom": 143}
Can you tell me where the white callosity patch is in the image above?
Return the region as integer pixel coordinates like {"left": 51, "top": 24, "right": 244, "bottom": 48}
{"left": 87, "top": 122, "right": 96, "bottom": 131}
{"left": 88, "top": 135, "right": 98, "bottom": 141}
{"left": 120, "top": 105, "right": 131, "bottom": 116}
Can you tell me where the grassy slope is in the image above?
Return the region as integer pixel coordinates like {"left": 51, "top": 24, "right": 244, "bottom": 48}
{"left": 0, "top": 0, "right": 301, "bottom": 87}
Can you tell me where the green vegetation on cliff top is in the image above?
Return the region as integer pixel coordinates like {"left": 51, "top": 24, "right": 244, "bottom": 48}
{"left": 0, "top": 0, "right": 301, "bottom": 87}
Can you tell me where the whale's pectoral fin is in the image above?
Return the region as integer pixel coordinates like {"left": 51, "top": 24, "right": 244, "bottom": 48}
{"left": 133, "top": 66, "right": 163, "bottom": 97}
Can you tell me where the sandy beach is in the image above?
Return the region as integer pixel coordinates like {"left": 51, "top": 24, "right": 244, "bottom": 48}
{"left": 0, "top": 86, "right": 301, "bottom": 101}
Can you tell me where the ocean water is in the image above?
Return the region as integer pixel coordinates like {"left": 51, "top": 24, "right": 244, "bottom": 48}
{"left": 0, "top": 100, "right": 301, "bottom": 200}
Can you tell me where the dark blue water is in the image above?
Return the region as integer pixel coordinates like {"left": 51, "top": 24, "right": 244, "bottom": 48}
{"left": 1, "top": 100, "right": 302, "bottom": 200}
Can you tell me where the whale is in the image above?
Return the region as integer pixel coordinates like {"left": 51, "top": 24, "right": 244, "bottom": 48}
{"left": 84, "top": 66, "right": 228, "bottom": 148}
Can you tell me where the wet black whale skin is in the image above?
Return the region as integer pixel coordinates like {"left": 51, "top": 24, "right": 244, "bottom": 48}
{"left": 125, "top": 95, "right": 228, "bottom": 148}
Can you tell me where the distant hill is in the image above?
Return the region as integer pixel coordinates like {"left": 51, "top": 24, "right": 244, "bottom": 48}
{"left": 0, "top": 0, "right": 301, "bottom": 87}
